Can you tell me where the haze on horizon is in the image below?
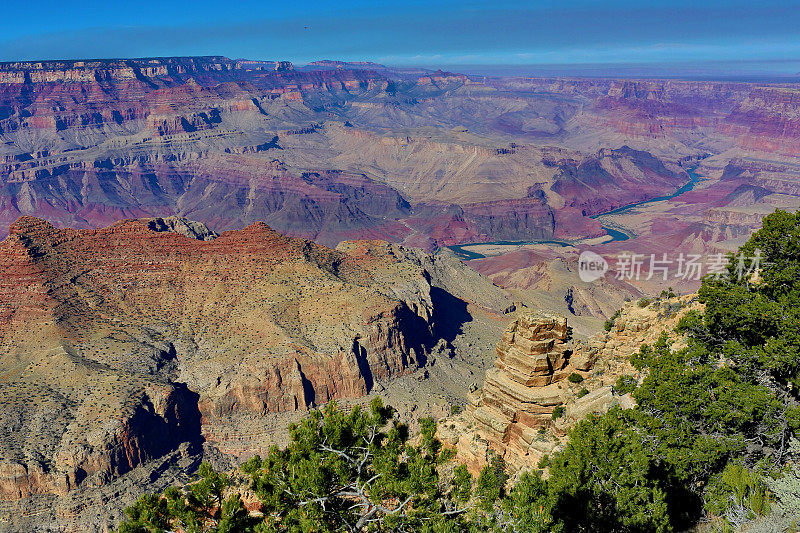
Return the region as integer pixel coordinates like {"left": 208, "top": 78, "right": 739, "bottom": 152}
{"left": 1, "top": 0, "right": 800, "bottom": 78}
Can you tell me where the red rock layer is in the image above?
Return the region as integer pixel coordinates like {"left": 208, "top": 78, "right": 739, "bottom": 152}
{"left": 0, "top": 216, "right": 437, "bottom": 501}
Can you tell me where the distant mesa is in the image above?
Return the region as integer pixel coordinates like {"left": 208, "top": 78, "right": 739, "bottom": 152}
{"left": 0, "top": 56, "right": 294, "bottom": 84}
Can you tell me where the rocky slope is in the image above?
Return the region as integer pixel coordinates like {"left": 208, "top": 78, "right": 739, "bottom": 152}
{"left": 468, "top": 247, "right": 642, "bottom": 320}
{"left": 0, "top": 215, "right": 513, "bottom": 531}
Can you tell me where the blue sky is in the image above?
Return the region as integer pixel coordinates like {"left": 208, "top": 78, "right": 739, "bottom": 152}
{"left": 1, "top": 0, "right": 799, "bottom": 72}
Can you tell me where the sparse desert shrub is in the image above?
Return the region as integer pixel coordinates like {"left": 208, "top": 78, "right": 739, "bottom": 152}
{"left": 577, "top": 387, "right": 589, "bottom": 398}
{"left": 551, "top": 405, "right": 565, "bottom": 420}
{"left": 637, "top": 297, "right": 652, "bottom": 308}
{"left": 604, "top": 308, "right": 622, "bottom": 331}
{"left": 613, "top": 374, "right": 637, "bottom": 395}
{"left": 537, "top": 454, "right": 551, "bottom": 469}
{"left": 757, "top": 439, "right": 800, "bottom": 531}
{"left": 567, "top": 373, "right": 584, "bottom": 383}
{"left": 704, "top": 462, "right": 771, "bottom": 528}
{"left": 658, "top": 298, "right": 685, "bottom": 318}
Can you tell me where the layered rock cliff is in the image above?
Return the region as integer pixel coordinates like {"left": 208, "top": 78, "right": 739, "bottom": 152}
{"left": 0, "top": 56, "right": 710, "bottom": 249}
{"left": 0, "top": 215, "right": 489, "bottom": 528}
{"left": 440, "top": 295, "right": 699, "bottom": 474}
{"left": 439, "top": 312, "right": 590, "bottom": 472}
{"left": 468, "top": 314, "right": 577, "bottom": 461}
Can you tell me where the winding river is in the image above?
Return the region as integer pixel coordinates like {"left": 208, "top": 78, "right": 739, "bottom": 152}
{"left": 448, "top": 167, "right": 702, "bottom": 260}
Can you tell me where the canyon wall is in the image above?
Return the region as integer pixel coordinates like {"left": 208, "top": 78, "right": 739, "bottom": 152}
{"left": 0, "top": 56, "right": 715, "bottom": 249}
{"left": 0, "top": 216, "right": 465, "bottom": 515}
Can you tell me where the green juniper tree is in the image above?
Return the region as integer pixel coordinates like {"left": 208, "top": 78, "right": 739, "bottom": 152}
{"left": 536, "top": 210, "right": 800, "bottom": 531}
{"left": 119, "top": 463, "right": 255, "bottom": 533}
{"left": 241, "top": 398, "right": 474, "bottom": 532}
{"left": 118, "top": 399, "right": 504, "bottom": 532}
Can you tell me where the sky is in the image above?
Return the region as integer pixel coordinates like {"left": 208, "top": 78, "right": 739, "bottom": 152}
{"left": 1, "top": 0, "right": 800, "bottom": 75}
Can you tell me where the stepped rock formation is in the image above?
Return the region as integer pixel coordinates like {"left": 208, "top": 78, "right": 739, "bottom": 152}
{"left": 471, "top": 313, "right": 576, "bottom": 441}
{"left": 441, "top": 296, "right": 699, "bottom": 474}
{"left": 0, "top": 216, "right": 513, "bottom": 530}
{"left": 440, "top": 312, "right": 592, "bottom": 472}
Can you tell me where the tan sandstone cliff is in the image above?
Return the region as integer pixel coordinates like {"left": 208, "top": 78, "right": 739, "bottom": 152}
{"left": 440, "top": 295, "right": 699, "bottom": 474}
